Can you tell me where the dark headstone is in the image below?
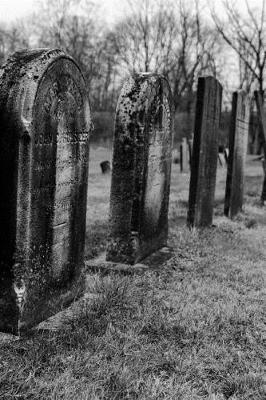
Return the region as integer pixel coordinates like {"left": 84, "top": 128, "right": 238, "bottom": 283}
{"left": 254, "top": 91, "right": 266, "bottom": 202}
{"left": 100, "top": 160, "right": 111, "bottom": 174}
{"left": 224, "top": 92, "right": 250, "bottom": 218}
{"left": 262, "top": 159, "right": 266, "bottom": 203}
{"left": 180, "top": 138, "right": 189, "bottom": 172}
{"left": 187, "top": 76, "right": 222, "bottom": 227}
{"left": 0, "top": 49, "right": 91, "bottom": 334}
{"left": 188, "top": 138, "right": 193, "bottom": 167}
{"left": 106, "top": 73, "right": 173, "bottom": 264}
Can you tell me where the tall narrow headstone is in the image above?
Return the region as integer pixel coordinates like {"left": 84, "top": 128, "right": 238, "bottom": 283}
{"left": 188, "top": 138, "right": 193, "bottom": 167}
{"left": 254, "top": 91, "right": 266, "bottom": 202}
{"left": 0, "top": 49, "right": 91, "bottom": 334}
{"left": 187, "top": 76, "right": 222, "bottom": 227}
{"left": 180, "top": 137, "right": 189, "bottom": 172}
{"left": 106, "top": 73, "right": 173, "bottom": 264}
{"left": 224, "top": 92, "right": 250, "bottom": 218}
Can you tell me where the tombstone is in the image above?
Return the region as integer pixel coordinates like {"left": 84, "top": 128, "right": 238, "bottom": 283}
{"left": 254, "top": 91, "right": 266, "bottom": 202}
{"left": 100, "top": 160, "right": 111, "bottom": 174}
{"left": 187, "top": 76, "right": 222, "bottom": 227}
{"left": 262, "top": 158, "right": 266, "bottom": 203}
{"left": 180, "top": 137, "right": 189, "bottom": 172}
{"left": 0, "top": 49, "right": 91, "bottom": 334}
{"left": 106, "top": 73, "right": 173, "bottom": 264}
{"left": 224, "top": 92, "right": 250, "bottom": 218}
{"left": 188, "top": 138, "right": 193, "bottom": 167}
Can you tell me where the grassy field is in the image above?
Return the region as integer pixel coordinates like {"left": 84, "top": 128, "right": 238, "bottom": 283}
{"left": 0, "top": 147, "right": 266, "bottom": 400}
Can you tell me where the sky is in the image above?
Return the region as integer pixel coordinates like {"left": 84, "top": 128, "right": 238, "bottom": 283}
{"left": 0, "top": 0, "right": 263, "bottom": 24}
{"left": 0, "top": 0, "right": 127, "bottom": 24}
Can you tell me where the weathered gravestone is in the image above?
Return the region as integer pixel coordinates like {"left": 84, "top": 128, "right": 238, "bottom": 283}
{"left": 0, "top": 49, "right": 91, "bottom": 334}
{"left": 224, "top": 92, "right": 250, "bottom": 218}
{"left": 180, "top": 137, "right": 190, "bottom": 172}
{"left": 187, "top": 76, "right": 222, "bottom": 227}
{"left": 254, "top": 91, "right": 266, "bottom": 203}
{"left": 106, "top": 73, "right": 173, "bottom": 264}
{"left": 188, "top": 138, "right": 193, "bottom": 167}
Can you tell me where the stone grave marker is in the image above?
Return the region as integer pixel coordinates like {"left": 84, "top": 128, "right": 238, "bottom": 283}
{"left": 188, "top": 138, "right": 193, "bottom": 167}
{"left": 187, "top": 76, "right": 222, "bottom": 227}
{"left": 106, "top": 73, "right": 173, "bottom": 264}
{"left": 224, "top": 91, "right": 250, "bottom": 218}
{"left": 254, "top": 91, "right": 266, "bottom": 203}
{"left": 0, "top": 49, "right": 91, "bottom": 334}
{"left": 180, "top": 137, "right": 189, "bottom": 172}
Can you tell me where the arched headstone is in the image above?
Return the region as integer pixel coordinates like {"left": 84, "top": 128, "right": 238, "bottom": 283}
{"left": 0, "top": 49, "right": 91, "bottom": 334}
{"left": 106, "top": 73, "right": 173, "bottom": 264}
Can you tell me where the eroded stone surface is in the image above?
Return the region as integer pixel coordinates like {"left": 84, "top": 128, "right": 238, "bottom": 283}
{"left": 106, "top": 73, "right": 173, "bottom": 264}
{"left": 187, "top": 76, "right": 222, "bottom": 227}
{"left": 224, "top": 91, "right": 250, "bottom": 218}
{"left": 0, "top": 49, "right": 91, "bottom": 334}
{"left": 254, "top": 91, "right": 266, "bottom": 202}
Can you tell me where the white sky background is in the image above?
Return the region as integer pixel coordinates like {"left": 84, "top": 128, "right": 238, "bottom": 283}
{"left": 0, "top": 0, "right": 264, "bottom": 24}
{"left": 0, "top": 0, "right": 127, "bottom": 23}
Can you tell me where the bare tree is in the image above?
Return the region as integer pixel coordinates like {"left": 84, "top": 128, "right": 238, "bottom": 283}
{"left": 0, "top": 22, "right": 29, "bottom": 65}
{"left": 112, "top": 0, "right": 223, "bottom": 112}
{"left": 112, "top": 0, "right": 177, "bottom": 74}
{"left": 211, "top": 0, "right": 266, "bottom": 94}
{"left": 167, "top": 0, "right": 224, "bottom": 112}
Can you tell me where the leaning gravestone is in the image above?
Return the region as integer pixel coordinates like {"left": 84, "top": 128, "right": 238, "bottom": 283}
{"left": 224, "top": 91, "right": 250, "bottom": 218}
{"left": 0, "top": 49, "right": 91, "bottom": 334}
{"left": 187, "top": 76, "right": 222, "bottom": 227}
{"left": 106, "top": 73, "right": 173, "bottom": 264}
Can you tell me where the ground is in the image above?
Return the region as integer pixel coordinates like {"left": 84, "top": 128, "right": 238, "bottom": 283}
{"left": 0, "top": 147, "right": 265, "bottom": 400}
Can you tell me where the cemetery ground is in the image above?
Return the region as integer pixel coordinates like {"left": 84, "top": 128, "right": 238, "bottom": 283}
{"left": 0, "top": 147, "right": 266, "bottom": 400}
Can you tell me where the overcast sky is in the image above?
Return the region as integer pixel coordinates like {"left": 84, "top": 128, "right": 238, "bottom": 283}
{"left": 0, "top": 0, "right": 127, "bottom": 23}
{"left": 0, "top": 0, "right": 263, "bottom": 24}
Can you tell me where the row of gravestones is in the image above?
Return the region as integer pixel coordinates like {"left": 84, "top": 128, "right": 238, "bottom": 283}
{"left": 0, "top": 49, "right": 251, "bottom": 335}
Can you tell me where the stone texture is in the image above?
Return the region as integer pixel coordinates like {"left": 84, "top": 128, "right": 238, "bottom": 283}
{"left": 224, "top": 91, "right": 250, "bottom": 218}
{"left": 106, "top": 73, "right": 173, "bottom": 264}
{"left": 254, "top": 91, "right": 266, "bottom": 202}
{"left": 0, "top": 49, "right": 91, "bottom": 334}
{"left": 187, "top": 76, "right": 222, "bottom": 227}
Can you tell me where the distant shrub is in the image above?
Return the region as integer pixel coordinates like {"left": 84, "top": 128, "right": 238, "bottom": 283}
{"left": 91, "top": 111, "right": 115, "bottom": 143}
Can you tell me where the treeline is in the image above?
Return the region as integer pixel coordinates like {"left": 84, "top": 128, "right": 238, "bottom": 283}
{"left": 0, "top": 0, "right": 265, "bottom": 144}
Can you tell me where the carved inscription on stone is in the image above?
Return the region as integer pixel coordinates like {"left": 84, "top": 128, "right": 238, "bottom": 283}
{"left": 0, "top": 49, "right": 91, "bottom": 334}
{"left": 32, "top": 66, "right": 90, "bottom": 280}
{"left": 143, "top": 95, "right": 172, "bottom": 236}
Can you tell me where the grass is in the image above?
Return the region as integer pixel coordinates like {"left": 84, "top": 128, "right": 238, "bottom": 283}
{"left": 0, "top": 151, "right": 266, "bottom": 399}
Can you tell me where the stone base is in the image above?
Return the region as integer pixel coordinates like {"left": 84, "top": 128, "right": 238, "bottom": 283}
{"left": 85, "top": 247, "right": 175, "bottom": 275}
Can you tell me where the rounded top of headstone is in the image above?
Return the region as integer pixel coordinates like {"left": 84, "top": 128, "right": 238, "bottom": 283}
{"left": 0, "top": 48, "right": 85, "bottom": 106}
{"left": 0, "top": 48, "right": 91, "bottom": 137}
{"left": 0, "top": 48, "right": 79, "bottom": 81}
{"left": 116, "top": 73, "right": 173, "bottom": 128}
